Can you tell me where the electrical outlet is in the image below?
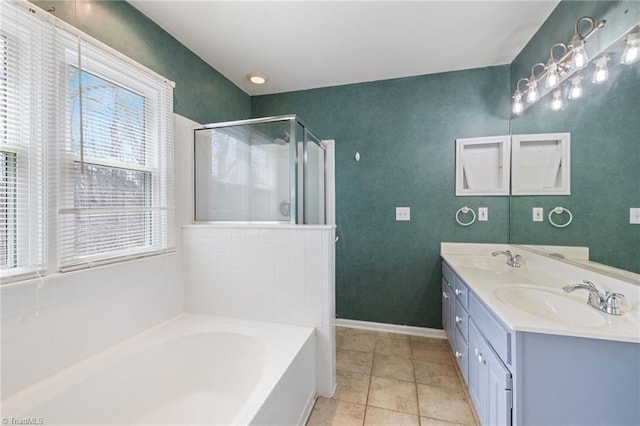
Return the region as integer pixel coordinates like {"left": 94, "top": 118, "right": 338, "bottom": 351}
{"left": 478, "top": 207, "right": 488, "bottom": 221}
{"left": 631, "top": 208, "right": 640, "bottom": 224}
{"left": 533, "top": 207, "right": 544, "bottom": 222}
{"left": 396, "top": 207, "right": 410, "bottom": 221}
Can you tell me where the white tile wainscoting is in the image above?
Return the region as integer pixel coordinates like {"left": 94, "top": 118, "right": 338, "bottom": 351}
{"left": 182, "top": 224, "right": 336, "bottom": 397}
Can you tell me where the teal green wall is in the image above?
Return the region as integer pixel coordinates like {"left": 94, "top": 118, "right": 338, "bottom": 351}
{"left": 29, "top": 0, "right": 638, "bottom": 325}
{"left": 510, "top": 1, "right": 640, "bottom": 272}
{"left": 252, "top": 67, "right": 511, "bottom": 327}
{"left": 30, "top": 0, "right": 250, "bottom": 124}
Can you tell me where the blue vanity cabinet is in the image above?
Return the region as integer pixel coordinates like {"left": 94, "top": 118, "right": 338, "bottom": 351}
{"left": 443, "top": 260, "right": 513, "bottom": 425}
{"left": 442, "top": 259, "right": 640, "bottom": 425}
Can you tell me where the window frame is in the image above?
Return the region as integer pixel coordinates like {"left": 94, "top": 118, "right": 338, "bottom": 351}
{"left": 0, "top": 22, "right": 47, "bottom": 281}
{"left": 0, "top": 0, "right": 175, "bottom": 283}
{"left": 57, "top": 44, "right": 171, "bottom": 270}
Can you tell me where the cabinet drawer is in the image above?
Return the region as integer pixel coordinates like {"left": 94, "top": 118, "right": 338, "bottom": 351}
{"left": 469, "top": 292, "right": 511, "bottom": 365}
{"left": 454, "top": 277, "right": 469, "bottom": 309}
{"left": 454, "top": 328, "right": 469, "bottom": 385}
{"left": 455, "top": 299, "right": 468, "bottom": 341}
{"left": 442, "top": 261, "right": 454, "bottom": 288}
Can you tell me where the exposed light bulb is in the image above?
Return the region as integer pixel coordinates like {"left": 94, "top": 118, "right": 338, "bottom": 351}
{"left": 621, "top": 33, "right": 640, "bottom": 65}
{"left": 571, "top": 40, "right": 589, "bottom": 69}
{"left": 568, "top": 75, "right": 583, "bottom": 100}
{"left": 550, "top": 90, "right": 563, "bottom": 111}
{"left": 512, "top": 91, "right": 524, "bottom": 115}
{"left": 526, "top": 79, "right": 539, "bottom": 103}
{"left": 546, "top": 63, "right": 560, "bottom": 88}
{"left": 592, "top": 56, "right": 609, "bottom": 84}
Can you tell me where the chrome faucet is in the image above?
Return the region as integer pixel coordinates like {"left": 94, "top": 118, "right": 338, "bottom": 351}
{"left": 563, "top": 280, "right": 625, "bottom": 315}
{"left": 491, "top": 250, "right": 522, "bottom": 267}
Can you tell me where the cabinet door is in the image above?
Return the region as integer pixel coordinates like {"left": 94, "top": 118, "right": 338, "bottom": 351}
{"left": 442, "top": 281, "right": 454, "bottom": 343}
{"left": 468, "top": 321, "right": 486, "bottom": 424}
{"left": 485, "top": 346, "right": 512, "bottom": 426}
{"left": 469, "top": 320, "right": 512, "bottom": 426}
{"left": 454, "top": 329, "right": 469, "bottom": 385}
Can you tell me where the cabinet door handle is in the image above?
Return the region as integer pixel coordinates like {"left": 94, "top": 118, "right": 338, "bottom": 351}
{"left": 478, "top": 353, "right": 484, "bottom": 364}
{"left": 455, "top": 289, "right": 462, "bottom": 296}
{"left": 442, "top": 292, "right": 449, "bottom": 299}
{"left": 455, "top": 316, "right": 462, "bottom": 323}
{"left": 455, "top": 351, "right": 463, "bottom": 359}
{"left": 474, "top": 348, "right": 479, "bottom": 356}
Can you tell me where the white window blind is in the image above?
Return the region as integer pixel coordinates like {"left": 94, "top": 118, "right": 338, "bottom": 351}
{"left": 0, "top": 2, "right": 51, "bottom": 280}
{"left": 57, "top": 35, "right": 175, "bottom": 271}
{"left": 0, "top": 0, "right": 175, "bottom": 279}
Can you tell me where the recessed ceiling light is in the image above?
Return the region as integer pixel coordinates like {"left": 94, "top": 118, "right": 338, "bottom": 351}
{"left": 247, "top": 72, "right": 269, "bottom": 85}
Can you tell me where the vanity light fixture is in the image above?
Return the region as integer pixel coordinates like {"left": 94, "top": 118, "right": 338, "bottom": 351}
{"left": 545, "top": 62, "right": 560, "bottom": 89}
{"left": 592, "top": 56, "right": 609, "bottom": 84}
{"left": 550, "top": 89, "right": 563, "bottom": 111}
{"left": 512, "top": 78, "right": 528, "bottom": 115}
{"left": 569, "top": 17, "right": 605, "bottom": 69}
{"left": 247, "top": 72, "right": 269, "bottom": 85}
{"left": 545, "top": 43, "right": 568, "bottom": 88}
{"left": 568, "top": 75, "right": 583, "bottom": 100}
{"left": 570, "top": 39, "right": 588, "bottom": 70}
{"left": 526, "top": 64, "right": 545, "bottom": 103}
{"left": 621, "top": 32, "right": 640, "bottom": 65}
{"left": 511, "top": 15, "right": 605, "bottom": 115}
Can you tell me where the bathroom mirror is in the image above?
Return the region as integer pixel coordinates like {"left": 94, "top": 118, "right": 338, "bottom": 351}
{"left": 509, "top": 22, "right": 640, "bottom": 277}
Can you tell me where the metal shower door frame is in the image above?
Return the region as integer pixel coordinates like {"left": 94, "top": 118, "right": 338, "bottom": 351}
{"left": 193, "top": 114, "right": 326, "bottom": 225}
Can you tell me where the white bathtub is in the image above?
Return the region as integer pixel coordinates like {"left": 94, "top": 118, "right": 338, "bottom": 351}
{"left": 1, "top": 314, "right": 316, "bottom": 425}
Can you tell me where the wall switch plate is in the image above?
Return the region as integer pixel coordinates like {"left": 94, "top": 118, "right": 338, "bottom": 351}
{"left": 396, "top": 207, "right": 410, "bottom": 221}
{"left": 533, "top": 207, "right": 544, "bottom": 222}
{"left": 478, "top": 207, "right": 488, "bottom": 221}
{"left": 631, "top": 208, "right": 640, "bottom": 224}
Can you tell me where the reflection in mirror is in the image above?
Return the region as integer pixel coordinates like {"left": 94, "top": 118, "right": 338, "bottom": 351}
{"left": 510, "top": 22, "right": 640, "bottom": 276}
{"left": 511, "top": 132, "right": 571, "bottom": 195}
{"left": 517, "top": 244, "right": 640, "bottom": 285}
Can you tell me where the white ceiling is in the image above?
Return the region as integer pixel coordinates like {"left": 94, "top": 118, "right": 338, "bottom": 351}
{"left": 128, "top": 1, "right": 559, "bottom": 96}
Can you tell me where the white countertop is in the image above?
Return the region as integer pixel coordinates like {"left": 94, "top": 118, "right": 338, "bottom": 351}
{"left": 441, "top": 243, "right": 640, "bottom": 344}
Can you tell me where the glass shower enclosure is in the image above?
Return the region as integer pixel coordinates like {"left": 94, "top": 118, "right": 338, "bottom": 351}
{"left": 194, "top": 115, "right": 326, "bottom": 224}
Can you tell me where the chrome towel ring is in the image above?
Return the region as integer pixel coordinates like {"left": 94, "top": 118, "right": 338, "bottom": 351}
{"left": 456, "top": 207, "right": 476, "bottom": 226}
{"left": 548, "top": 206, "right": 573, "bottom": 228}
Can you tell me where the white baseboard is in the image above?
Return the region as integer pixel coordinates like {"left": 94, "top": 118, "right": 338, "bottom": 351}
{"left": 298, "top": 394, "right": 317, "bottom": 426}
{"left": 335, "top": 318, "right": 446, "bottom": 339}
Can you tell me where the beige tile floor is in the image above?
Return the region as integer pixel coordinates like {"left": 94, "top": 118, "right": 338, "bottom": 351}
{"left": 306, "top": 327, "right": 479, "bottom": 426}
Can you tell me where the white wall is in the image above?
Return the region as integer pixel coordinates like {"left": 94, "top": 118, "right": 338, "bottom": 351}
{"left": 182, "top": 224, "right": 336, "bottom": 397}
{"left": 0, "top": 113, "right": 196, "bottom": 398}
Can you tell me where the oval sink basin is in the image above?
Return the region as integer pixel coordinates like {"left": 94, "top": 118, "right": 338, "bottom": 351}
{"left": 493, "top": 286, "right": 606, "bottom": 327}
